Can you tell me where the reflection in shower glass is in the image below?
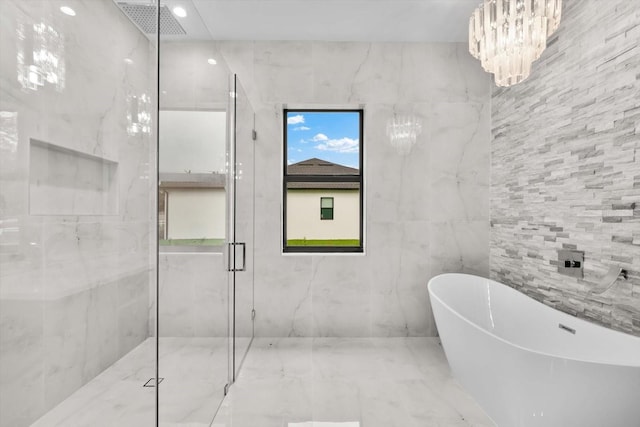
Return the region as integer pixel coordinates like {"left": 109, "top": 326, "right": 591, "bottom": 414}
{"left": 0, "top": 1, "right": 157, "bottom": 425}
{"left": 158, "top": 110, "right": 227, "bottom": 246}
{"left": 16, "top": 13, "right": 66, "bottom": 92}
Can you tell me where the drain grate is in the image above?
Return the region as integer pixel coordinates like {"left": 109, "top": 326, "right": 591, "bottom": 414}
{"left": 143, "top": 378, "right": 164, "bottom": 387}
{"left": 116, "top": 3, "right": 186, "bottom": 35}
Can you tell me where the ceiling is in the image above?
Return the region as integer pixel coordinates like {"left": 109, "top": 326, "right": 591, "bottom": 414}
{"left": 134, "top": 0, "right": 481, "bottom": 42}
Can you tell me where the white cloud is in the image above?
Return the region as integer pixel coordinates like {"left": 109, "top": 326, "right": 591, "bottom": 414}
{"left": 294, "top": 126, "right": 310, "bottom": 131}
{"left": 312, "top": 133, "right": 329, "bottom": 142}
{"left": 315, "top": 137, "right": 359, "bottom": 153}
{"left": 287, "top": 114, "right": 305, "bottom": 125}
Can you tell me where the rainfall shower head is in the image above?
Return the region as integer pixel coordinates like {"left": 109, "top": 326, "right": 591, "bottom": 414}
{"left": 115, "top": 2, "right": 186, "bottom": 35}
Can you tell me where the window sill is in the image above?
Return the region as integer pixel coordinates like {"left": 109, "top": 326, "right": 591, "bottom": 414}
{"left": 159, "top": 245, "right": 224, "bottom": 254}
{"left": 282, "top": 249, "right": 365, "bottom": 256}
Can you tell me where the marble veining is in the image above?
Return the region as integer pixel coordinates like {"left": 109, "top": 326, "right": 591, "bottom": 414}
{"left": 213, "top": 338, "right": 494, "bottom": 427}
{"left": 30, "top": 338, "right": 493, "bottom": 427}
{"left": 157, "top": 253, "right": 227, "bottom": 337}
{"left": 0, "top": 1, "right": 155, "bottom": 426}
{"left": 212, "top": 40, "right": 491, "bottom": 338}
{"left": 29, "top": 139, "right": 119, "bottom": 216}
{"left": 31, "top": 338, "right": 228, "bottom": 427}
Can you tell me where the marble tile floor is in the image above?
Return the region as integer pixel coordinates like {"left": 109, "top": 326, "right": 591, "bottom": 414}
{"left": 212, "top": 338, "right": 495, "bottom": 427}
{"left": 30, "top": 337, "right": 494, "bottom": 427}
{"left": 31, "top": 337, "right": 229, "bottom": 427}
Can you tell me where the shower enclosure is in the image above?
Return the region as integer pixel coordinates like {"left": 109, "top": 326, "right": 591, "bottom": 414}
{"left": 0, "top": 0, "right": 254, "bottom": 425}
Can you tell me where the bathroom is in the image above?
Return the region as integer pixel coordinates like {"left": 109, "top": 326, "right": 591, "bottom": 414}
{"left": 0, "top": 0, "right": 638, "bottom": 426}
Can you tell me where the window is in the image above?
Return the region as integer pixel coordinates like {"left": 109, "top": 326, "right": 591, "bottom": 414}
{"left": 283, "top": 109, "right": 363, "bottom": 253}
{"left": 320, "top": 197, "right": 334, "bottom": 220}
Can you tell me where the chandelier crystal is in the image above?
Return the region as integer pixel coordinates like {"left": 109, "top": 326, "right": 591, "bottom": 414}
{"left": 17, "top": 19, "right": 66, "bottom": 92}
{"left": 386, "top": 114, "right": 422, "bottom": 155}
{"left": 469, "top": 0, "right": 562, "bottom": 87}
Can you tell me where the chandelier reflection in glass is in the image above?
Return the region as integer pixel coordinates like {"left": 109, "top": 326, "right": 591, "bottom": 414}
{"left": 17, "top": 19, "right": 66, "bottom": 92}
{"left": 469, "top": 0, "right": 562, "bottom": 87}
{"left": 386, "top": 114, "right": 422, "bottom": 155}
{"left": 127, "top": 92, "right": 152, "bottom": 136}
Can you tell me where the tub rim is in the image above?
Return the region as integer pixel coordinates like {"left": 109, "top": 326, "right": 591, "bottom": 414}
{"left": 428, "top": 272, "right": 640, "bottom": 368}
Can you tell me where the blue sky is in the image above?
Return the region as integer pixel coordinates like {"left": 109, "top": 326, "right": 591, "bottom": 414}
{"left": 286, "top": 111, "right": 360, "bottom": 169}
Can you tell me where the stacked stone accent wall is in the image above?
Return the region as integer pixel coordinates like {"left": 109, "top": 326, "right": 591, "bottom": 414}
{"left": 490, "top": 0, "right": 640, "bottom": 335}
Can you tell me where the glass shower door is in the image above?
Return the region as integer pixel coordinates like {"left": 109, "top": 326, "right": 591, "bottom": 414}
{"left": 156, "top": 20, "right": 231, "bottom": 425}
{"left": 228, "top": 75, "right": 255, "bottom": 381}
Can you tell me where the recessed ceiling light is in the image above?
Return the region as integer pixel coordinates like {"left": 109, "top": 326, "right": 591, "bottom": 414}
{"left": 172, "top": 6, "right": 187, "bottom": 18}
{"left": 207, "top": 58, "right": 217, "bottom": 65}
{"left": 124, "top": 58, "right": 134, "bottom": 64}
{"left": 60, "top": 6, "right": 76, "bottom": 16}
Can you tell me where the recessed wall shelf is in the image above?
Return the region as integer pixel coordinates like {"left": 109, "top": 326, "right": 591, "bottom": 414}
{"left": 29, "top": 139, "right": 118, "bottom": 215}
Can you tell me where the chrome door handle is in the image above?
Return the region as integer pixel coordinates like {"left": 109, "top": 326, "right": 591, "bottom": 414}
{"left": 236, "top": 242, "right": 246, "bottom": 272}
{"left": 227, "top": 242, "right": 246, "bottom": 272}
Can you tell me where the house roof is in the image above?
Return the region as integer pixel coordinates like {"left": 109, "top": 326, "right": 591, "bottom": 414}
{"left": 287, "top": 158, "right": 359, "bottom": 175}
{"left": 287, "top": 182, "right": 360, "bottom": 190}
{"left": 159, "top": 172, "right": 225, "bottom": 189}
{"left": 286, "top": 158, "right": 360, "bottom": 190}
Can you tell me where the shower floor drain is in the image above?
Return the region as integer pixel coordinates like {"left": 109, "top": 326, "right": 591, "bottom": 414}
{"left": 143, "top": 378, "right": 164, "bottom": 387}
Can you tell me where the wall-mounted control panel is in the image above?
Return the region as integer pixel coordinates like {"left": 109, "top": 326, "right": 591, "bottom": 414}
{"left": 558, "top": 250, "right": 584, "bottom": 278}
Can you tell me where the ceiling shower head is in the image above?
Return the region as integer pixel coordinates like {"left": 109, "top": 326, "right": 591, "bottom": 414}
{"left": 115, "top": 1, "right": 186, "bottom": 36}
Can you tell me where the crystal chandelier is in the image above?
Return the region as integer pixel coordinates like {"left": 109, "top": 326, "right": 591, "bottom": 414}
{"left": 469, "top": 0, "right": 562, "bottom": 87}
{"left": 386, "top": 114, "right": 422, "bottom": 155}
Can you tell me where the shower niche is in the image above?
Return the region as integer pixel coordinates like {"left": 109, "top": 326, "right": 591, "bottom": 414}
{"left": 29, "top": 138, "right": 118, "bottom": 216}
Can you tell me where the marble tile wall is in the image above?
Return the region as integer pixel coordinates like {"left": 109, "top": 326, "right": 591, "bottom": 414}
{"left": 158, "top": 253, "right": 228, "bottom": 337}
{"left": 215, "top": 40, "right": 491, "bottom": 337}
{"left": 0, "top": 1, "right": 155, "bottom": 426}
{"left": 159, "top": 41, "right": 231, "bottom": 111}
{"left": 490, "top": 0, "right": 640, "bottom": 336}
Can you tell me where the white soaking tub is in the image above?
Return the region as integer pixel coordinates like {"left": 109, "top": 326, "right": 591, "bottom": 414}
{"left": 428, "top": 273, "right": 640, "bottom": 427}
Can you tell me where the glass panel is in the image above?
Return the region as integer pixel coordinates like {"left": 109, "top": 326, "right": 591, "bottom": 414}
{"left": 286, "top": 111, "right": 361, "bottom": 175}
{"left": 158, "top": 110, "right": 226, "bottom": 247}
{"left": 286, "top": 186, "right": 361, "bottom": 247}
{"left": 231, "top": 75, "right": 255, "bottom": 379}
{"left": 157, "top": 3, "right": 230, "bottom": 425}
{"left": 0, "top": 1, "right": 157, "bottom": 426}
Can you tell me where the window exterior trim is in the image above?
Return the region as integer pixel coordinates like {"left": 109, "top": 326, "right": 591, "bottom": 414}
{"left": 283, "top": 109, "right": 364, "bottom": 253}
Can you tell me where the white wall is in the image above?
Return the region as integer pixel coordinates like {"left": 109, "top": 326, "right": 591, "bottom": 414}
{"left": 166, "top": 188, "right": 225, "bottom": 240}
{"left": 156, "top": 39, "right": 491, "bottom": 338}
{"left": 287, "top": 190, "right": 359, "bottom": 240}
{"left": 218, "top": 40, "right": 491, "bottom": 337}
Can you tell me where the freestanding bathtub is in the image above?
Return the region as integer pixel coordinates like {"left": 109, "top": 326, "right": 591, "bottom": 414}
{"left": 428, "top": 273, "right": 640, "bottom": 427}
